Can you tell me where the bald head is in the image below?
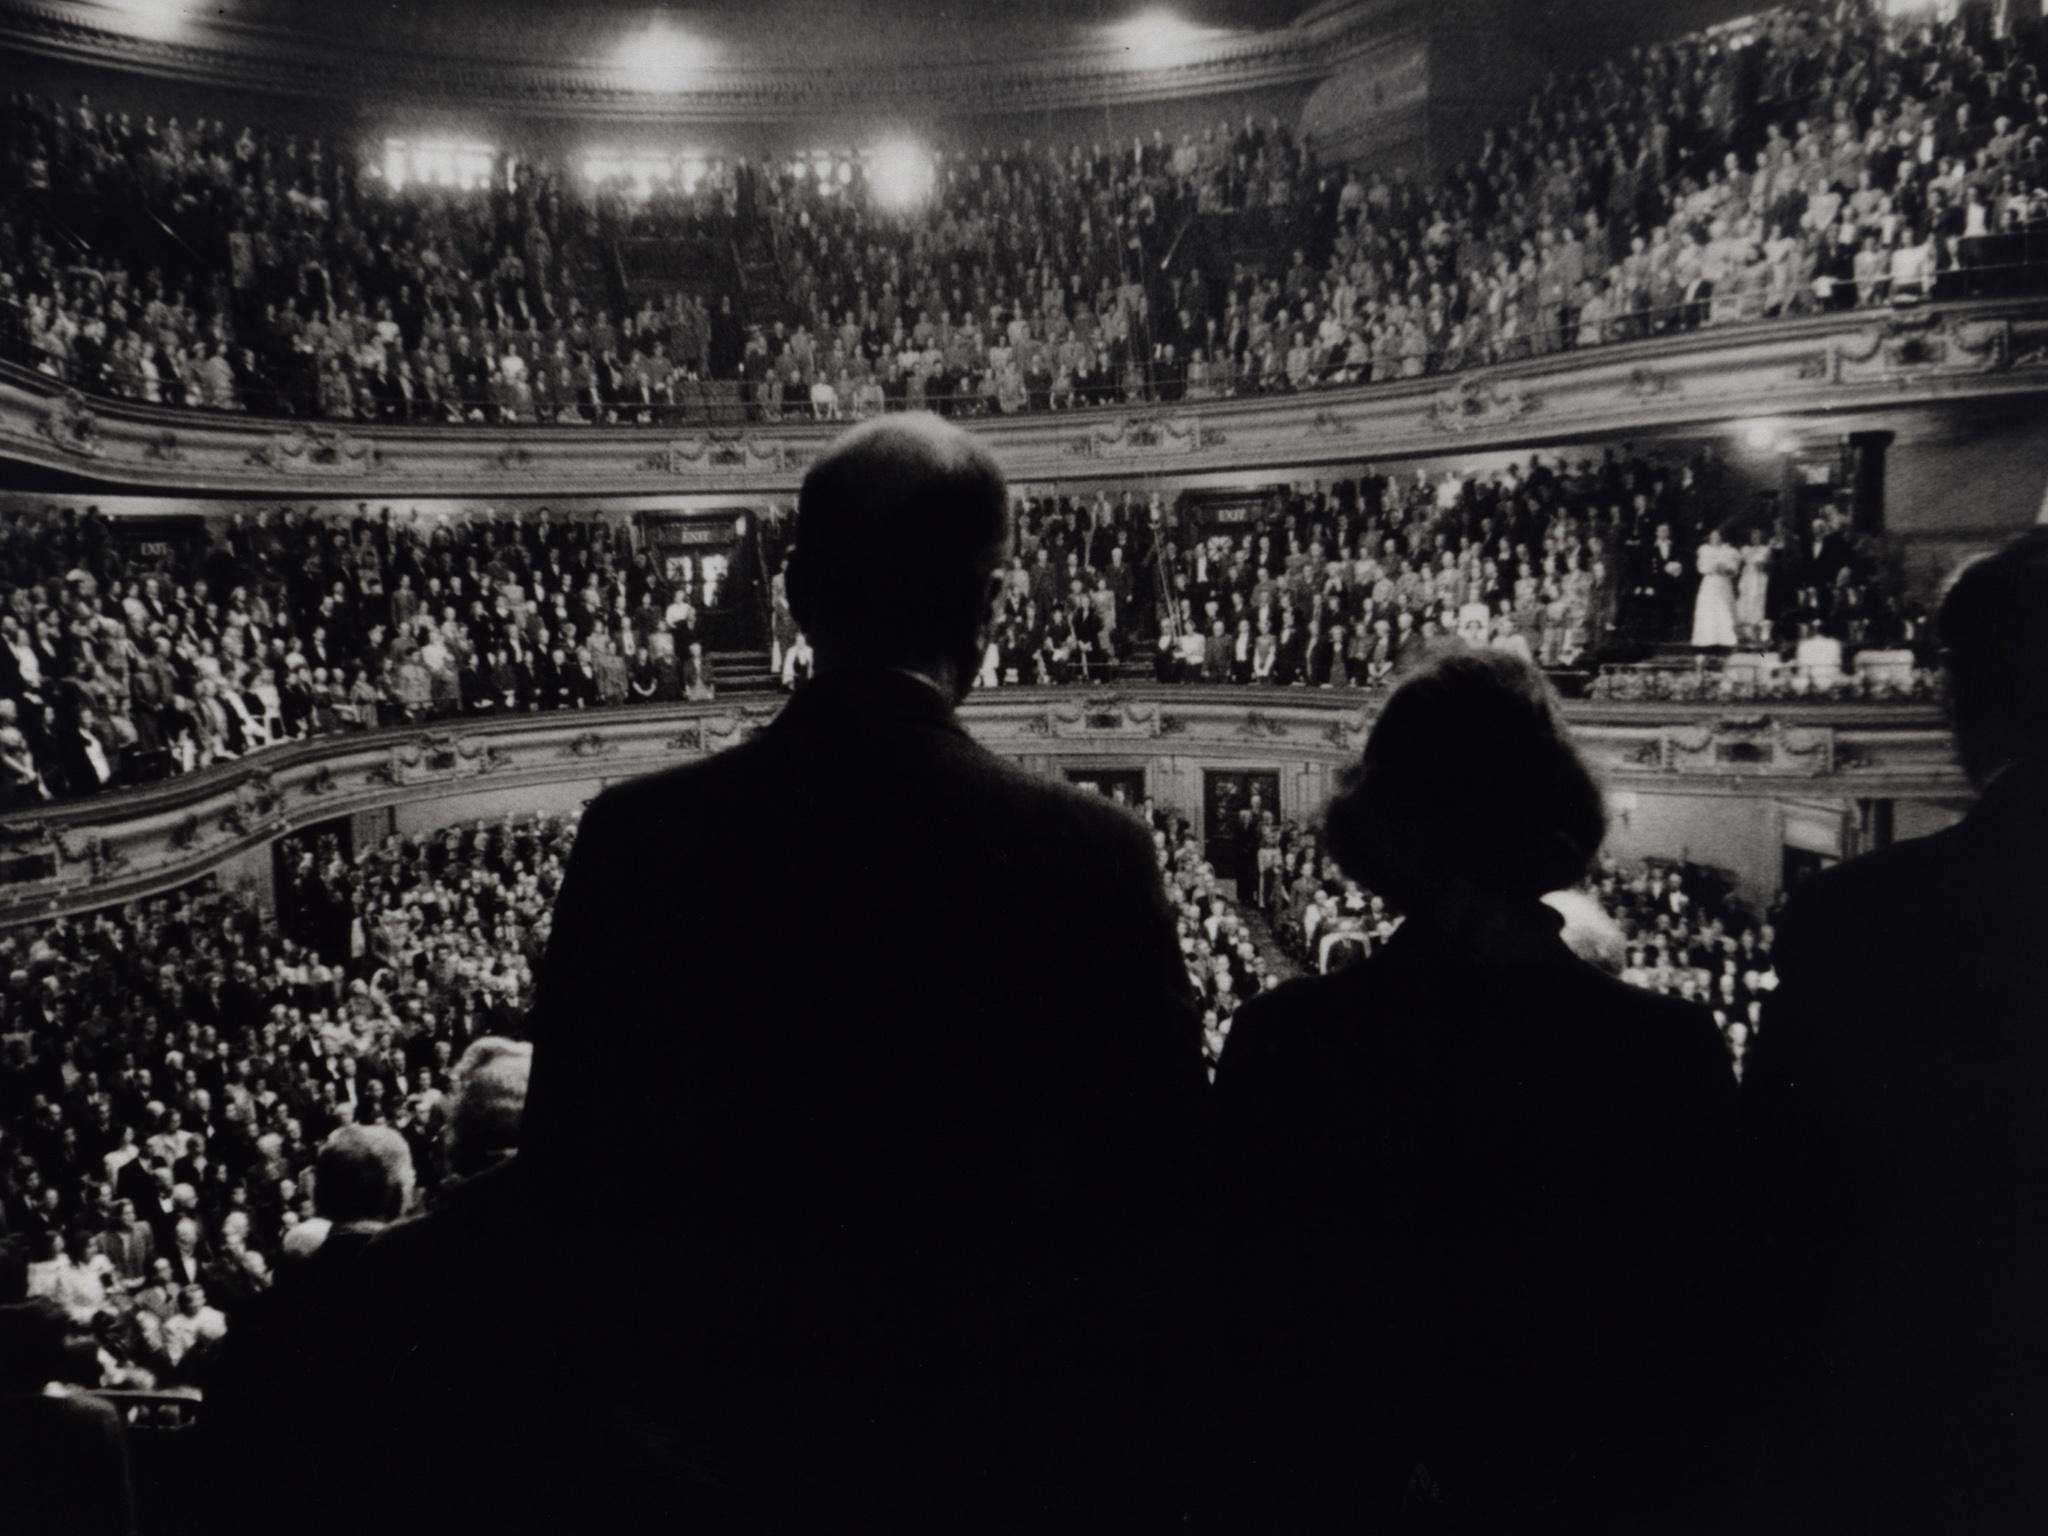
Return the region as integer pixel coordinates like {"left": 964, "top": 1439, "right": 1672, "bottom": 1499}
{"left": 787, "top": 414, "right": 1010, "bottom": 693}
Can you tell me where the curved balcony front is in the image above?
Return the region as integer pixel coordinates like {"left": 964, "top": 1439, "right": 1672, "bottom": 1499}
{"left": 0, "top": 688, "right": 1963, "bottom": 925}
{"left": 7, "top": 299, "right": 2048, "bottom": 497}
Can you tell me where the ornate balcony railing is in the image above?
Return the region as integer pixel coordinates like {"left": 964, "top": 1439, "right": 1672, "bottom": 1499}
{"left": 0, "top": 688, "right": 1963, "bottom": 926}
{"left": 8, "top": 297, "right": 2048, "bottom": 497}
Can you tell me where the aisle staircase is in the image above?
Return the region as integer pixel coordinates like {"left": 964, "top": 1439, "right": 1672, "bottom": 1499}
{"left": 732, "top": 229, "right": 798, "bottom": 330}
{"left": 709, "top": 647, "right": 779, "bottom": 694}
{"left": 1233, "top": 902, "right": 1305, "bottom": 982}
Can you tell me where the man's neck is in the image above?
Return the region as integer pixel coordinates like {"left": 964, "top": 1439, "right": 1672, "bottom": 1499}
{"left": 811, "top": 655, "right": 961, "bottom": 707}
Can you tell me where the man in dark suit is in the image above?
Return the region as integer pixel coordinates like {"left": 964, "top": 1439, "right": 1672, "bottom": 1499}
{"left": 1642, "top": 520, "right": 1688, "bottom": 642}
{"left": 1745, "top": 529, "right": 2048, "bottom": 1533}
{"left": 1800, "top": 508, "right": 1851, "bottom": 596}
{"left": 521, "top": 413, "right": 1207, "bottom": 1531}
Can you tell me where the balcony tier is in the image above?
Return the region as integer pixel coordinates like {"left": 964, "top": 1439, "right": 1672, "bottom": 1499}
{"left": 0, "top": 688, "right": 1962, "bottom": 925}
{"left": 7, "top": 300, "right": 2047, "bottom": 498}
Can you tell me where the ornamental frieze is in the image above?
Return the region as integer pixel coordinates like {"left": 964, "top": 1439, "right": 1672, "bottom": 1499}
{"left": 245, "top": 423, "right": 381, "bottom": 475}
{"left": 0, "top": 693, "right": 1966, "bottom": 926}
{"left": 1424, "top": 374, "right": 1540, "bottom": 432}
{"left": 1827, "top": 312, "right": 2013, "bottom": 385}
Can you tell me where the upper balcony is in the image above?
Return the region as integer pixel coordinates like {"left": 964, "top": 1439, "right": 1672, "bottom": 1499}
{"left": 8, "top": 296, "right": 2048, "bottom": 497}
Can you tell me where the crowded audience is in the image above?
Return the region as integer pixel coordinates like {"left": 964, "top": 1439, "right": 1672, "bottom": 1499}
{"left": 0, "top": 790, "right": 1298, "bottom": 1371}
{"left": 7, "top": 4, "right": 2048, "bottom": 425}
{"left": 0, "top": 500, "right": 726, "bottom": 807}
{"left": 0, "top": 813, "right": 563, "bottom": 1395}
{"left": 981, "top": 448, "right": 1923, "bottom": 693}
{"left": 1, "top": 439, "right": 1929, "bottom": 811}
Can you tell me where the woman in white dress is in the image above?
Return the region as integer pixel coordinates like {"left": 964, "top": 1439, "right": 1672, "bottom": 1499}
{"left": 1691, "top": 526, "right": 1741, "bottom": 647}
{"left": 1736, "top": 529, "right": 1773, "bottom": 641}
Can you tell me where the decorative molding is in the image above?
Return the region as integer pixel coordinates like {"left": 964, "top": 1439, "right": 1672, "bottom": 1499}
{"left": 561, "top": 731, "right": 616, "bottom": 760}
{"left": 38, "top": 389, "right": 102, "bottom": 457}
{"left": 0, "top": 0, "right": 1360, "bottom": 121}
{"left": 245, "top": 423, "right": 380, "bottom": 476}
{"left": 1621, "top": 738, "right": 1667, "bottom": 769}
{"left": 1425, "top": 374, "right": 1539, "bottom": 432}
{"left": 0, "top": 693, "right": 1964, "bottom": 926}
{"left": 1236, "top": 710, "right": 1292, "bottom": 739}
{"left": 11, "top": 299, "right": 2048, "bottom": 495}
{"left": 1065, "top": 411, "right": 1205, "bottom": 459}
{"left": 645, "top": 431, "right": 807, "bottom": 475}
{"left": 1622, "top": 364, "right": 1679, "bottom": 400}
{"left": 1639, "top": 715, "right": 1839, "bottom": 778}
{"left": 1828, "top": 311, "right": 2014, "bottom": 385}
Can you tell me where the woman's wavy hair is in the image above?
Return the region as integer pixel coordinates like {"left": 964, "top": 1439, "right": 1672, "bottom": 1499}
{"left": 1323, "top": 645, "right": 1607, "bottom": 909}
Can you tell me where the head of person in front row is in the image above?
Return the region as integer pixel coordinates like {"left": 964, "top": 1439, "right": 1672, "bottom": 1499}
{"left": 1323, "top": 645, "right": 1606, "bottom": 935}
{"left": 313, "top": 1124, "right": 416, "bottom": 1232}
{"left": 1938, "top": 528, "right": 2048, "bottom": 790}
{"left": 785, "top": 413, "right": 1011, "bottom": 705}
{"left": 446, "top": 1036, "right": 532, "bottom": 1180}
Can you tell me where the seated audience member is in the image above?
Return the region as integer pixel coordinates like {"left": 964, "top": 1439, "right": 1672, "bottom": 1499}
{"left": 1745, "top": 529, "right": 2048, "bottom": 1534}
{"left": 520, "top": 414, "right": 1207, "bottom": 1530}
{"left": 444, "top": 1037, "right": 532, "bottom": 1180}
{"left": 311, "top": 1124, "right": 417, "bottom": 1244}
{"left": 206, "top": 1126, "right": 416, "bottom": 1530}
{"left": 1212, "top": 648, "right": 1737, "bottom": 1530}
{"left": 0, "top": 1299, "right": 136, "bottom": 1536}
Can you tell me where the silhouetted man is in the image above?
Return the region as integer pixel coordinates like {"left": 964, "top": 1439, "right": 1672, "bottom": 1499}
{"left": 522, "top": 414, "right": 1207, "bottom": 1530}
{"left": 1745, "top": 529, "right": 2048, "bottom": 1533}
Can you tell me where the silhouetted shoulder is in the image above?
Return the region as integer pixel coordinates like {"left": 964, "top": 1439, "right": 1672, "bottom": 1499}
{"left": 1575, "top": 959, "right": 1734, "bottom": 1084}
{"left": 1774, "top": 824, "right": 1970, "bottom": 969}
{"left": 1215, "top": 965, "right": 1373, "bottom": 1084}
{"left": 573, "top": 730, "right": 777, "bottom": 831}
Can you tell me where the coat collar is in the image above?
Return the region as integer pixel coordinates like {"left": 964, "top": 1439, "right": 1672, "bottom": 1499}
{"left": 770, "top": 667, "right": 964, "bottom": 737}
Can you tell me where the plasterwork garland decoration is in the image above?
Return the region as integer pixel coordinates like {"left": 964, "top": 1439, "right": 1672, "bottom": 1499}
{"left": 1424, "top": 375, "right": 1539, "bottom": 432}
{"left": 246, "top": 424, "right": 379, "bottom": 475}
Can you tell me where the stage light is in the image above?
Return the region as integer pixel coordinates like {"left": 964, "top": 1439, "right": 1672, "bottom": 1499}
{"left": 615, "top": 19, "right": 709, "bottom": 92}
{"left": 868, "top": 141, "right": 935, "bottom": 212}
{"left": 1741, "top": 421, "right": 1782, "bottom": 453}
{"left": 99, "top": 0, "right": 202, "bottom": 41}
{"left": 1108, "top": 10, "right": 1217, "bottom": 69}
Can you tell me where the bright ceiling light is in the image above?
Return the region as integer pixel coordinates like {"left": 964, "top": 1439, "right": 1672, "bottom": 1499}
{"left": 99, "top": 0, "right": 203, "bottom": 41}
{"left": 614, "top": 19, "right": 710, "bottom": 92}
{"left": 868, "top": 141, "right": 935, "bottom": 212}
{"left": 1108, "top": 10, "right": 1218, "bottom": 69}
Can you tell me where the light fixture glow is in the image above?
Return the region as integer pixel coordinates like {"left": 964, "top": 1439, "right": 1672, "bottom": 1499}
{"left": 1741, "top": 421, "right": 1782, "bottom": 453}
{"left": 100, "top": 0, "right": 202, "bottom": 42}
{"left": 867, "top": 141, "right": 935, "bottom": 212}
{"left": 615, "top": 20, "right": 710, "bottom": 93}
{"left": 381, "top": 138, "right": 498, "bottom": 193}
{"left": 1107, "top": 10, "right": 1218, "bottom": 69}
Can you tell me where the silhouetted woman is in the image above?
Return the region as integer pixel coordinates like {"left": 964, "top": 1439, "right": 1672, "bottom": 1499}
{"left": 1211, "top": 648, "right": 1738, "bottom": 1533}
